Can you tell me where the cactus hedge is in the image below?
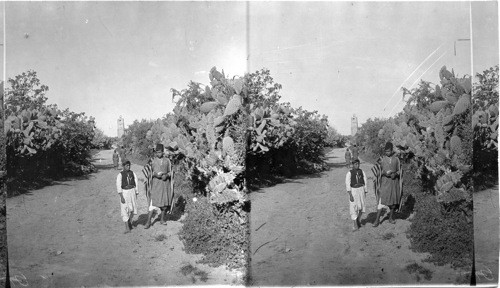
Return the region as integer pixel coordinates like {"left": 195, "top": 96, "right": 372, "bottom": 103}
{"left": 381, "top": 66, "right": 473, "bottom": 209}
{"left": 355, "top": 65, "right": 476, "bottom": 268}
{"left": 5, "top": 71, "right": 97, "bottom": 182}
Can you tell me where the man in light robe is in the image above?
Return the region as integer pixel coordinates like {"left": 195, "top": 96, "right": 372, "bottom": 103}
{"left": 116, "top": 161, "right": 139, "bottom": 233}
{"left": 346, "top": 159, "right": 368, "bottom": 231}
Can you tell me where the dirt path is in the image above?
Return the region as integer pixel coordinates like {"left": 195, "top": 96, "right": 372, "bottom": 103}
{"left": 249, "top": 147, "right": 469, "bottom": 286}
{"left": 474, "top": 185, "right": 499, "bottom": 284}
{"left": 6, "top": 150, "right": 243, "bottom": 287}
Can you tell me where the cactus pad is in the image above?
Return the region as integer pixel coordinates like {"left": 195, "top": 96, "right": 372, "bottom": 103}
{"left": 200, "top": 101, "right": 219, "bottom": 113}
{"left": 224, "top": 95, "right": 242, "bottom": 116}
{"left": 452, "top": 94, "right": 470, "bottom": 115}
{"left": 450, "top": 135, "right": 462, "bottom": 154}
{"left": 222, "top": 136, "right": 235, "bottom": 156}
{"left": 430, "top": 101, "right": 448, "bottom": 113}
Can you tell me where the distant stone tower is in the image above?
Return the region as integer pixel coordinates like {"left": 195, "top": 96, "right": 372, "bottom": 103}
{"left": 351, "top": 114, "right": 358, "bottom": 137}
{"left": 117, "top": 116, "right": 124, "bottom": 138}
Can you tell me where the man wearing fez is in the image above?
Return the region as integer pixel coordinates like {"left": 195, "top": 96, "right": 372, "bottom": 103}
{"left": 144, "top": 143, "right": 173, "bottom": 229}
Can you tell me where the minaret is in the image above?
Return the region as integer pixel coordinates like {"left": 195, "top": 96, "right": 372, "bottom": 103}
{"left": 117, "top": 116, "right": 124, "bottom": 138}
{"left": 351, "top": 114, "right": 358, "bottom": 136}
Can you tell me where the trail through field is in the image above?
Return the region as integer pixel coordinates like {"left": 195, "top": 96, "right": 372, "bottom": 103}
{"left": 249, "top": 147, "right": 469, "bottom": 286}
{"left": 6, "top": 149, "right": 243, "bottom": 287}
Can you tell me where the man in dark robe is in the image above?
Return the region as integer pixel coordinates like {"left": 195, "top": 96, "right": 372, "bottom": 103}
{"left": 144, "top": 144, "right": 172, "bottom": 229}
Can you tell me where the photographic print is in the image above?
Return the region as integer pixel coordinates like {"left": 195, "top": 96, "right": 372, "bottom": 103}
{"left": 3, "top": 2, "right": 248, "bottom": 286}
{"left": 247, "top": 1, "right": 496, "bottom": 286}
{"left": 1, "top": 1, "right": 498, "bottom": 287}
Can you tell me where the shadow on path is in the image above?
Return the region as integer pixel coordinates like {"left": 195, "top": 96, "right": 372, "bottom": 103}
{"left": 94, "top": 163, "right": 121, "bottom": 172}
{"left": 327, "top": 162, "right": 349, "bottom": 169}
{"left": 6, "top": 152, "right": 113, "bottom": 198}
{"left": 249, "top": 173, "right": 327, "bottom": 193}
{"left": 7, "top": 178, "right": 75, "bottom": 198}
{"left": 133, "top": 195, "right": 187, "bottom": 228}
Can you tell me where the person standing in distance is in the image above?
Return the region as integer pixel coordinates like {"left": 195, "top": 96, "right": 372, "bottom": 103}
{"left": 345, "top": 147, "right": 352, "bottom": 168}
{"left": 112, "top": 149, "right": 120, "bottom": 170}
{"left": 351, "top": 144, "right": 359, "bottom": 161}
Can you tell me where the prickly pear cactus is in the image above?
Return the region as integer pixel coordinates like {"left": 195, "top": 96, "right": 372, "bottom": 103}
{"left": 453, "top": 94, "right": 471, "bottom": 115}
{"left": 248, "top": 103, "right": 296, "bottom": 154}
{"left": 391, "top": 66, "right": 472, "bottom": 204}
{"left": 222, "top": 136, "right": 235, "bottom": 157}
{"left": 147, "top": 66, "right": 249, "bottom": 207}
{"left": 224, "top": 95, "right": 242, "bottom": 116}
{"left": 430, "top": 101, "right": 448, "bottom": 113}
{"left": 4, "top": 108, "right": 64, "bottom": 155}
{"left": 200, "top": 101, "right": 219, "bottom": 114}
{"left": 450, "top": 135, "right": 462, "bottom": 155}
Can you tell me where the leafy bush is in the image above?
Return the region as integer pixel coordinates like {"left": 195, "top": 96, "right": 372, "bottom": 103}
{"left": 121, "top": 119, "right": 155, "bottom": 160}
{"left": 472, "top": 65, "right": 498, "bottom": 190}
{"left": 91, "top": 128, "right": 114, "bottom": 150}
{"left": 179, "top": 196, "right": 248, "bottom": 269}
{"left": 408, "top": 192, "right": 473, "bottom": 268}
{"left": 4, "top": 71, "right": 98, "bottom": 186}
{"left": 291, "top": 108, "right": 329, "bottom": 165}
{"left": 325, "top": 127, "right": 349, "bottom": 148}
{"left": 354, "top": 117, "right": 389, "bottom": 157}
{"left": 246, "top": 69, "right": 331, "bottom": 182}
{"left": 401, "top": 163, "right": 473, "bottom": 269}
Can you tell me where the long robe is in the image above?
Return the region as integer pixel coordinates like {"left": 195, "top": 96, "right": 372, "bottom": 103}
{"left": 379, "top": 155, "right": 401, "bottom": 206}
{"left": 150, "top": 156, "right": 173, "bottom": 207}
{"left": 345, "top": 150, "right": 352, "bottom": 165}
{"left": 380, "top": 155, "right": 401, "bottom": 206}
{"left": 113, "top": 152, "right": 119, "bottom": 167}
{"left": 351, "top": 147, "right": 359, "bottom": 160}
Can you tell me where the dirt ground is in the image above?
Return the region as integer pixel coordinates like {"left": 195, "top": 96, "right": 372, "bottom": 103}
{"left": 249, "top": 147, "right": 472, "bottom": 286}
{"left": 6, "top": 149, "right": 243, "bottom": 287}
{"left": 474, "top": 185, "right": 499, "bottom": 285}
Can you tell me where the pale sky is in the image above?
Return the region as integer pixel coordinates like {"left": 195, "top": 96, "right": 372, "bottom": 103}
{"left": 5, "top": 2, "right": 247, "bottom": 136}
{"left": 4, "top": 2, "right": 499, "bottom": 136}
{"left": 249, "top": 1, "right": 476, "bottom": 134}
{"left": 472, "top": 1, "right": 499, "bottom": 75}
